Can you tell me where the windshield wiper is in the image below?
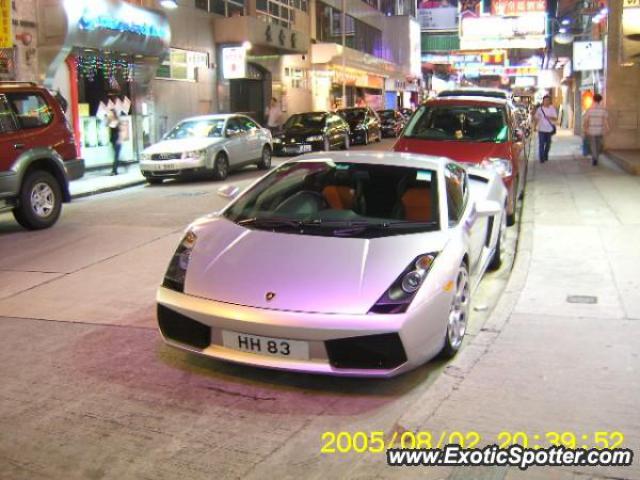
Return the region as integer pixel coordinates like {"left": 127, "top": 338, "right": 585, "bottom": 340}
{"left": 238, "top": 217, "right": 307, "bottom": 228}
{"left": 332, "top": 220, "right": 439, "bottom": 236}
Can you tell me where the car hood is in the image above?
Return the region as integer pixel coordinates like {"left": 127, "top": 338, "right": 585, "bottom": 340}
{"left": 282, "top": 127, "right": 323, "bottom": 137}
{"left": 184, "top": 217, "right": 449, "bottom": 315}
{"left": 394, "top": 138, "right": 512, "bottom": 164}
{"left": 143, "top": 137, "right": 224, "bottom": 155}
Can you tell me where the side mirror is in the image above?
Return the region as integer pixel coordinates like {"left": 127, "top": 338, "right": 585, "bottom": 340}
{"left": 218, "top": 185, "right": 240, "bottom": 200}
{"left": 475, "top": 200, "right": 502, "bottom": 218}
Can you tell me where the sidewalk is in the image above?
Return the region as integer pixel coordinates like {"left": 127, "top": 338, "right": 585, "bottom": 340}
{"left": 69, "top": 164, "right": 146, "bottom": 199}
{"left": 347, "top": 130, "right": 640, "bottom": 478}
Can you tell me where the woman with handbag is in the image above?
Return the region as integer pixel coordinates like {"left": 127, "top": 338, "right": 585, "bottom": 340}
{"left": 533, "top": 95, "right": 558, "bottom": 163}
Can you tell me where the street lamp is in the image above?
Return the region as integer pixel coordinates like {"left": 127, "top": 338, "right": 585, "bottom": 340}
{"left": 160, "top": 0, "right": 178, "bottom": 9}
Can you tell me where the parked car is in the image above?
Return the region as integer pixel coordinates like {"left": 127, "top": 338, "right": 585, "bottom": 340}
{"left": 273, "top": 112, "right": 350, "bottom": 156}
{"left": 140, "top": 114, "right": 272, "bottom": 184}
{"left": 156, "top": 151, "right": 507, "bottom": 377}
{"left": 0, "top": 82, "right": 84, "bottom": 230}
{"left": 337, "top": 107, "right": 381, "bottom": 145}
{"left": 377, "top": 109, "right": 406, "bottom": 138}
{"left": 394, "top": 97, "right": 526, "bottom": 226}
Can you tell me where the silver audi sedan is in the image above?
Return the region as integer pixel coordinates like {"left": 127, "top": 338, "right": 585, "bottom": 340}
{"left": 156, "top": 152, "right": 507, "bottom": 377}
{"left": 140, "top": 114, "right": 272, "bottom": 184}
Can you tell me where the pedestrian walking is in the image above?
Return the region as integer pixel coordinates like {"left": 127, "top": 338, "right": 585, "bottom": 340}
{"left": 582, "top": 93, "right": 610, "bottom": 166}
{"left": 533, "top": 95, "right": 558, "bottom": 163}
{"left": 265, "top": 97, "right": 282, "bottom": 136}
{"left": 107, "top": 110, "right": 122, "bottom": 175}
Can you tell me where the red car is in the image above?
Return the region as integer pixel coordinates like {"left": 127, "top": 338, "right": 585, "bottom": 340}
{"left": 394, "top": 97, "right": 526, "bottom": 225}
{"left": 0, "top": 82, "right": 84, "bottom": 229}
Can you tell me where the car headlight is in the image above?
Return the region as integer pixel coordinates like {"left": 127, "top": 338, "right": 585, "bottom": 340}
{"left": 369, "top": 254, "right": 438, "bottom": 314}
{"left": 141, "top": 153, "right": 152, "bottom": 161}
{"left": 181, "top": 150, "right": 206, "bottom": 160}
{"left": 480, "top": 158, "right": 513, "bottom": 178}
{"left": 306, "top": 135, "right": 324, "bottom": 142}
{"left": 162, "top": 231, "right": 197, "bottom": 293}
{"left": 355, "top": 124, "right": 366, "bottom": 131}
{"left": 273, "top": 137, "right": 282, "bottom": 143}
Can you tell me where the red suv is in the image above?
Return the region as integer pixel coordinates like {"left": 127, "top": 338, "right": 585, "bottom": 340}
{"left": 394, "top": 97, "right": 526, "bottom": 225}
{"left": 0, "top": 82, "right": 84, "bottom": 229}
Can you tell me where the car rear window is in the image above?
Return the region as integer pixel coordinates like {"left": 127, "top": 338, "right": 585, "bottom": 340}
{"left": 6, "top": 93, "right": 54, "bottom": 129}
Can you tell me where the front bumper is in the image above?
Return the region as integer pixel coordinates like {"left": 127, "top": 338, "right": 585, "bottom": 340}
{"left": 273, "top": 142, "right": 320, "bottom": 156}
{"left": 156, "top": 286, "right": 450, "bottom": 377}
{"left": 350, "top": 130, "right": 368, "bottom": 144}
{"left": 140, "top": 157, "right": 207, "bottom": 178}
{"left": 64, "top": 158, "right": 85, "bottom": 180}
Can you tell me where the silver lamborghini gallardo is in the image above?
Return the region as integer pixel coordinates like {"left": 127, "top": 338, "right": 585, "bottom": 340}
{"left": 157, "top": 152, "right": 508, "bottom": 377}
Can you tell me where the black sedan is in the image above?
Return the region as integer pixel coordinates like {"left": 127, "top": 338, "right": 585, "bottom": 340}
{"left": 273, "top": 112, "right": 350, "bottom": 156}
{"left": 337, "top": 107, "right": 381, "bottom": 145}
{"left": 377, "top": 109, "right": 406, "bottom": 138}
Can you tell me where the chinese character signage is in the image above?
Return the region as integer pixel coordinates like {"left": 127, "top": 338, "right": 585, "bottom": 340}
{"left": 222, "top": 47, "right": 246, "bottom": 79}
{"left": 492, "top": 0, "right": 546, "bottom": 15}
{"left": 0, "top": 0, "right": 12, "bottom": 49}
{"left": 622, "top": 0, "right": 640, "bottom": 63}
{"left": 418, "top": 0, "right": 458, "bottom": 31}
{"left": 573, "top": 41, "right": 604, "bottom": 71}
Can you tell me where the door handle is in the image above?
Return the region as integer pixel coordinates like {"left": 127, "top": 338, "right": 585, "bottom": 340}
{"left": 14, "top": 143, "right": 25, "bottom": 149}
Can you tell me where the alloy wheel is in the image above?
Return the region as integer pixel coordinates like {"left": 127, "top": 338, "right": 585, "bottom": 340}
{"left": 30, "top": 182, "right": 56, "bottom": 218}
{"left": 447, "top": 267, "right": 470, "bottom": 350}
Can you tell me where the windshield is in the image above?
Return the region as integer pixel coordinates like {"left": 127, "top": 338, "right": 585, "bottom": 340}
{"left": 224, "top": 160, "right": 440, "bottom": 238}
{"left": 403, "top": 105, "right": 509, "bottom": 143}
{"left": 165, "top": 118, "right": 226, "bottom": 140}
{"left": 284, "top": 113, "right": 327, "bottom": 130}
{"left": 339, "top": 109, "right": 366, "bottom": 123}
{"left": 378, "top": 110, "right": 396, "bottom": 121}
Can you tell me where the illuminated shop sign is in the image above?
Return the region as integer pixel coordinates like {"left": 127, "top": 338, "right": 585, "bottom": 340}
{"left": 573, "top": 41, "right": 604, "bottom": 71}
{"left": 222, "top": 47, "right": 247, "bottom": 79}
{"left": 492, "top": 0, "right": 546, "bottom": 15}
{"left": 78, "top": 10, "right": 169, "bottom": 39}
{"left": 62, "top": 0, "right": 171, "bottom": 57}
{"left": 460, "top": 13, "right": 546, "bottom": 49}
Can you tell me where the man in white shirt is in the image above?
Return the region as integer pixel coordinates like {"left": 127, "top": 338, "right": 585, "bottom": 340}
{"left": 265, "top": 97, "right": 282, "bottom": 135}
{"left": 582, "top": 93, "right": 610, "bottom": 166}
{"left": 533, "top": 95, "right": 558, "bottom": 163}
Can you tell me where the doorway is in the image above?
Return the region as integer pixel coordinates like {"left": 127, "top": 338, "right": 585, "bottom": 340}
{"left": 229, "top": 63, "right": 271, "bottom": 125}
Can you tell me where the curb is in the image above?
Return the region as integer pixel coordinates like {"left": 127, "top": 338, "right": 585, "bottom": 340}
{"left": 71, "top": 179, "right": 147, "bottom": 200}
{"left": 605, "top": 151, "right": 640, "bottom": 175}
{"left": 394, "top": 157, "right": 537, "bottom": 430}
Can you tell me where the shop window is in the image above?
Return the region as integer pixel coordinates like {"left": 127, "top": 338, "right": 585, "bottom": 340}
{"left": 157, "top": 48, "right": 209, "bottom": 82}
{"left": 269, "top": 2, "right": 280, "bottom": 16}
{"left": 6, "top": 93, "right": 53, "bottom": 129}
{"left": 257, "top": 0, "right": 268, "bottom": 11}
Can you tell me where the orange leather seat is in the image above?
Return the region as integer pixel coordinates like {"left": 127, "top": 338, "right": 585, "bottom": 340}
{"left": 401, "top": 187, "right": 431, "bottom": 221}
{"left": 323, "top": 185, "right": 356, "bottom": 210}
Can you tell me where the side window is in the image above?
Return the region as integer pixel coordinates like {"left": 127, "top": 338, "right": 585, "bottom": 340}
{"left": 6, "top": 93, "right": 53, "bottom": 129}
{"left": 0, "top": 95, "right": 18, "bottom": 134}
{"left": 243, "top": 118, "right": 258, "bottom": 131}
{"left": 445, "top": 164, "right": 467, "bottom": 224}
{"left": 226, "top": 117, "right": 244, "bottom": 135}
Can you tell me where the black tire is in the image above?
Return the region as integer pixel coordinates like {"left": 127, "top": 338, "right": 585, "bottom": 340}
{"left": 257, "top": 146, "right": 272, "bottom": 170}
{"left": 439, "top": 263, "right": 470, "bottom": 359}
{"left": 507, "top": 187, "right": 518, "bottom": 226}
{"left": 213, "top": 153, "right": 229, "bottom": 181}
{"left": 146, "top": 177, "right": 164, "bottom": 185}
{"left": 363, "top": 131, "right": 369, "bottom": 146}
{"left": 488, "top": 210, "right": 506, "bottom": 272}
{"left": 341, "top": 134, "right": 350, "bottom": 150}
{"left": 13, "top": 170, "right": 63, "bottom": 230}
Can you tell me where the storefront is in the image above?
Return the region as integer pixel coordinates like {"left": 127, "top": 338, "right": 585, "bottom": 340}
{"left": 37, "top": 0, "right": 170, "bottom": 171}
